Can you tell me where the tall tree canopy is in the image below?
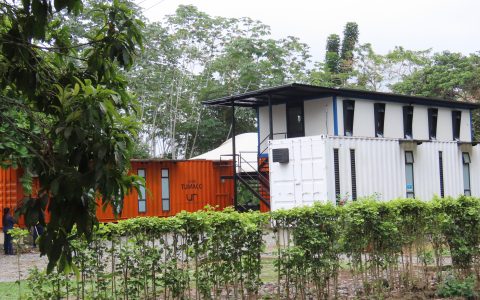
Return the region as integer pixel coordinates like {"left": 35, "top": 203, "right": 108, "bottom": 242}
{"left": 313, "top": 22, "right": 359, "bottom": 87}
{"left": 128, "top": 5, "right": 311, "bottom": 158}
{"left": 0, "top": 0, "right": 143, "bottom": 270}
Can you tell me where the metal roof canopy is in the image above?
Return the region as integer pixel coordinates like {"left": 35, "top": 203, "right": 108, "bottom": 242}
{"left": 202, "top": 83, "right": 480, "bottom": 109}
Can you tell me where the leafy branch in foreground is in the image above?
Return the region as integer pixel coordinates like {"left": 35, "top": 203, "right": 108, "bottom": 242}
{"left": 0, "top": 0, "right": 144, "bottom": 271}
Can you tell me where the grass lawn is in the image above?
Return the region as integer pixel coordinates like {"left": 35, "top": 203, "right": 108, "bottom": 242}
{"left": 0, "top": 281, "right": 25, "bottom": 299}
{"left": 260, "top": 257, "right": 277, "bottom": 283}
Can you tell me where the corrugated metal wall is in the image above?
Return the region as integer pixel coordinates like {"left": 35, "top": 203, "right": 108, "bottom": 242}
{"left": 269, "top": 136, "right": 328, "bottom": 210}
{"left": 1, "top": 160, "right": 234, "bottom": 226}
{"left": 97, "top": 160, "right": 234, "bottom": 221}
{"left": 0, "top": 168, "right": 22, "bottom": 214}
{"left": 270, "top": 136, "right": 477, "bottom": 210}
{"left": 0, "top": 168, "right": 28, "bottom": 228}
{"left": 325, "top": 137, "right": 405, "bottom": 201}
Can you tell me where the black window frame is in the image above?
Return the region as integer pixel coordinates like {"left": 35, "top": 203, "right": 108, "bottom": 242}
{"left": 439, "top": 151, "right": 444, "bottom": 198}
{"left": 350, "top": 149, "right": 357, "bottom": 201}
{"left": 333, "top": 148, "right": 340, "bottom": 203}
{"left": 462, "top": 152, "right": 471, "bottom": 196}
{"left": 428, "top": 108, "right": 438, "bottom": 140}
{"left": 403, "top": 106, "right": 414, "bottom": 139}
{"left": 286, "top": 101, "right": 305, "bottom": 138}
{"left": 405, "top": 151, "right": 415, "bottom": 198}
{"left": 137, "top": 169, "right": 146, "bottom": 213}
{"left": 343, "top": 100, "right": 355, "bottom": 136}
{"left": 452, "top": 110, "right": 462, "bottom": 141}
{"left": 161, "top": 168, "right": 170, "bottom": 212}
{"left": 374, "top": 103, "right": 386, "bottom": 137}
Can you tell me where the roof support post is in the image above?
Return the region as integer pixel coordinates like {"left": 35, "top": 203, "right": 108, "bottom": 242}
{"left": 268, "top": 94, "right": 273, "bottom": 140}
{"left": 231, "top": 99, "right": 237, "bottom": 210}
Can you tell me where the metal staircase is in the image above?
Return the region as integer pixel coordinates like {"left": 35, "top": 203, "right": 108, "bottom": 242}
{"left": 220, "top": 135, "right": 271, "bottom": 210}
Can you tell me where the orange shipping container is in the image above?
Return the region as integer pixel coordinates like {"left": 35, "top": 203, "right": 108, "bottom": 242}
{"left": 96, "top": 159, "right": 234, "bottom": 221}
{"left": 0, "top": 167, "right": 33, "bottom": 228}
{"left": 1, "top": 159, "right": 234, "bottom": 228}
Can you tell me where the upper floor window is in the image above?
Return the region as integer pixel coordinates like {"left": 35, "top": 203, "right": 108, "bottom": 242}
{"left": 374, "top": 103, "right": 385, "bottom": 137}
{"left": 286, "top": 101, "right": 305, "bottom": 138}
{"left": 428, "top": 108, "right": 438, "bottom": 140}
{"left": 403, "top": 106, "right": 414, "bottom": 139}
{"left": 343, "top": 100, "right": 355, "bottom": 136}
{"left": 452, "top": 111, "right": 462, "bottom": 141}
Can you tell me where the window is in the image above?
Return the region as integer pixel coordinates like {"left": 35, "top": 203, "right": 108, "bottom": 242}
{"left": 428, "top": 108, "right": 438, "bottom": 140}
{"left": 286, "top": 101, "right": 305, "bottom": 138}
{"left": 452, "top": 111, "right": 462, "bottom": 140}
{"left": 439, "top": 151, "right": 444, "bottom": 198}
{"left": 138, "top": 169, "right": 146, "bottom": 213}
{"left": 462, "top": 153, "right": 471, "bottom": 196}
{"left": 343, "top": 100, "right": 355, "bottom": 136}
{"left": 350, "top": 149, "right": 357, "bottom": 200}
{"left": 405, "top": 151, "right": 415, "bottom": 198}
{"left": 333, "top": 148, "right": 340, "bottom": 202}
{"left": 374, "top": 103, "right": 386, "bottom": 137}
{"left": 403, "top": 106, "right": 414, "bottom": 139}
{"left": 161, "top": 169, "right": 170, "bottom": 211}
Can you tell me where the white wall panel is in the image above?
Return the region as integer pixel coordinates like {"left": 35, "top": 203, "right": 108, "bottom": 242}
{"left": 460, "top": 110, "right": 472, "bottom": 142}
{"left": 258, "top": 104, "right": 287, "bottom": 152}
{"left": 353, "top": 101, "right": 375, "bottom": 137}
{"left": 412, "top": 106, "right": 429, "bottom": 140}
{"left": 304, "top": 98, "right": 331, "bottom": 136}
{"left": 383, "top": 103, "right": 404, "bottom": 138}
{"left": 437, "top": 108, "right": 453, "bottom": 141}
{"left": 258, "top": 106, "right": 269, "bottom": 153}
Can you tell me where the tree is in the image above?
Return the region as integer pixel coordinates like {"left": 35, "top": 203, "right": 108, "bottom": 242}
{"left": 392, "top": 51, "right": 480, "bottom": 137}
{"left": 0, "top": 0, "right": 143, "bottom": 271}
{"left": 127, "top": 5, "right": 311, "bottom": 158}
{"left": 340, "top": 22, "right": 359, "bottom": 73}
{"left": 315, "top": 22, "right": 359, "bottom": 87}
{"left": 325, "top": 34, "right": 341, "bottom": 74}
{"left": 391, "top": 51, "right": 480, "bottom": 100}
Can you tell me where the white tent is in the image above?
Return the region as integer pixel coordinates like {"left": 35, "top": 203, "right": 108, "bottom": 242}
{"left": 192, "top": 132, "right": 258, "bottom": 172}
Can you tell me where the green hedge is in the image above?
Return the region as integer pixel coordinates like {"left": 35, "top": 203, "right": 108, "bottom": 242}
{"left": 24, "top": 196, "right": 480, "bottom": 299}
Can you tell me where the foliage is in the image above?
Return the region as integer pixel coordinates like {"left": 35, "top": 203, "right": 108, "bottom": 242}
{"left": 340, "top": 22, "right": 359, "bottom": 73}
{"left": 128, "top": 5, "right": 311, "bottom": 158}
{"left": 391, "top": 51, "right": 480, "bottom": 101}
{"left": 436, "top": 275, "right": 476, "bottom": 298}
{"left": 272, "top": 203, "right": 341, "bottom": 299}
{"left": 9, "top": 227, "right": 29, "bottom": 298}
{"left": 24, "top": 208, "right": 268, "bottom": 299}
{"left": 20, "top": 196, "right": 480, "bottom": 298}
{"left": 0, "top": 0, "right": 144, "bottom": 271}
{"left": 315, "top": 22, "right": 359, "bottom": 87}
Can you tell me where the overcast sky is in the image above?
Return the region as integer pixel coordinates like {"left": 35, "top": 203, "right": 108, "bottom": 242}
{"left": 136, "top": 0, "right": 480, "bottom": 62}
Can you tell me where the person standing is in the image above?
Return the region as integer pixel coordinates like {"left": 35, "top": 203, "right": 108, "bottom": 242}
{"left": 2, "top": 207, "right": 15, "bottom": 255}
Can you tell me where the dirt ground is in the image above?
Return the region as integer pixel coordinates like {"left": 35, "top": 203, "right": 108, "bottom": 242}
{"left": 0, "top": 248, "right": 48, "bottom": 282}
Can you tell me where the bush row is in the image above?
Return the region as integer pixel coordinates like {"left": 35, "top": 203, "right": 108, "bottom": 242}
{"left": 25, "top": 196, "right": 480, "bottom": 299}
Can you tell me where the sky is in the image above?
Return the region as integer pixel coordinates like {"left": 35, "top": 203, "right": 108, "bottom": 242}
{"left": 136, "top": 0, "right": 480, "bottom": 62}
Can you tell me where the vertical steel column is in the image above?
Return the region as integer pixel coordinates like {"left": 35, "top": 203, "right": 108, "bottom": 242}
{"left": 231, "top": 99, "right": 237, "bottom": 209}
{"left": 268, "top": 94, "right": 273, "bottom": 140}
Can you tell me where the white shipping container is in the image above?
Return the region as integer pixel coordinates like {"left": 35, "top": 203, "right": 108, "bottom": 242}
{"left": 270, "top": 136, "right": 478, "bottom": 210}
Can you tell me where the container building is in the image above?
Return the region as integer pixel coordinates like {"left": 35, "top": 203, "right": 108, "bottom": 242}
{"left": 202, "top": 83, "right": 480, "bottom": 210}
